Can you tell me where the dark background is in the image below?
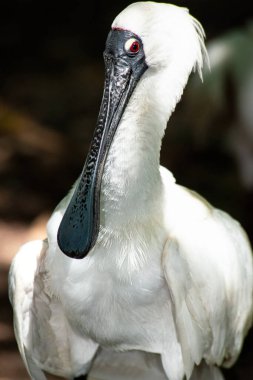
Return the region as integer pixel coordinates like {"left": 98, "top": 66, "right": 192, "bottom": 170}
{"left": 0, "top": 1, "right": 253, "bottom": 379}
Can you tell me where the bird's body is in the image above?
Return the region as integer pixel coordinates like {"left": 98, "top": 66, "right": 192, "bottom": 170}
{"left": 9, "top": 2, "right": 253, "bottom": 380}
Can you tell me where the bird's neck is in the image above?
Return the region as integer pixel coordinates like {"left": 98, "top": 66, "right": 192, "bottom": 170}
{"left": 100, "top": 112, "right": 164, "bottom": 230}
{"left": 99, "top": 66, "right": 186, "bottom": 231}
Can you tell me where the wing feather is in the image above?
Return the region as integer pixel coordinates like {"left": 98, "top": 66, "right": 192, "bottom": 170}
{"left": 162, "top": 184, "right": 253, "bottom": 379}
{"left": 9, "top": 239, "right": 98, "bottom": 379}
{"left": 9, "top": 240, "right": 48, "bottom": 380}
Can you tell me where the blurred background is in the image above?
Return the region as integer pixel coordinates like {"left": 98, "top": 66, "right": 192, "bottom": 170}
{"left": 0, "top": 0, "right": 253, "bottom": 378}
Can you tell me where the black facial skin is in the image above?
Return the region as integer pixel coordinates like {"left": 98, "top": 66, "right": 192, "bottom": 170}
{"left": 57, "top": 29, "right": 148, "bottom": 259}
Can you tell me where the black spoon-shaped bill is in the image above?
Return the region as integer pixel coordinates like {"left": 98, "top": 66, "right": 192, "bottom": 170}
{"left": 57, "top": 30, "right": 148, "bottom": 259}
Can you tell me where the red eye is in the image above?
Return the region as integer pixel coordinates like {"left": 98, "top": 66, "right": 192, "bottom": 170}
{"left": 125, "top": 38, "right": 140, "bottom": 55}
{"left": 130, "top": 41, "right": 140, "bottom": 53}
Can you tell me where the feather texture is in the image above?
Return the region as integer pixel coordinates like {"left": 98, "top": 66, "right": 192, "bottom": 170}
{"left": 9, "top": 2, "right": 253, "bottom": 380}
{"left": 9, "top": 240, "right": 98, "bottom": 379}
{"left": 162, "top": 167, "right": 253, "bottom": 377}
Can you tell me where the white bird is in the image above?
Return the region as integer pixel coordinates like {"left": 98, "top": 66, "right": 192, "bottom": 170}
{"left": 9, "top": 2, "right": 253, "bottom": 380}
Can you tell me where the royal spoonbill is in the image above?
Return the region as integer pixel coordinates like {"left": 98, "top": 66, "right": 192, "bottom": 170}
{"left": 9, "top": 2, "right": 253, "bottom": 380}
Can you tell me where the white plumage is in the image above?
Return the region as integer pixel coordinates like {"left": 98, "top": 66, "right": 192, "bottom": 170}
{"left": 9, "top": 2, "right": 253, "bottom": 380}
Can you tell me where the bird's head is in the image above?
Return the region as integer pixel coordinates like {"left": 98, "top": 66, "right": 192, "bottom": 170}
{"left": 57, "top": 1, "right": 207, "bottom": 259}
{"left": 112, "top": 2, "right": 205, "bottom": 72}
{"left": 111, "top": 2, "right": 207, "bottom": 121}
